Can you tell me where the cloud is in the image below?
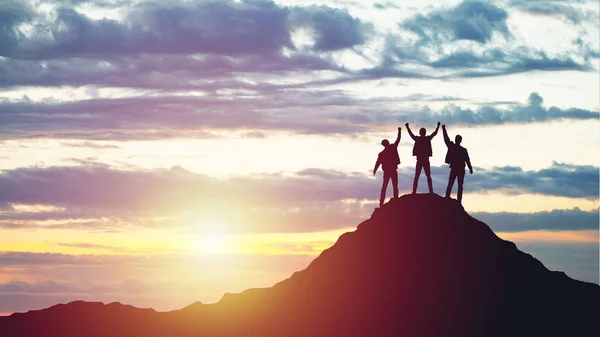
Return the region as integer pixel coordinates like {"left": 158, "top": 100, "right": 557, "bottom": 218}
{"left": 0, "top": 252, "right": 316, "bottom": 312}
{"left": 58, "top": 242, "right": 125, "bottom": 251}
{"left": 509, "top": 0, "right": 596, "bottom": 24}
{"left": 41, "top": 0, "right": 134, "bottom": 8}
{"left": 0, "top": 0, "right": 591, "bottom": 94}
{"left": 3, "top": 1, "right": 291, "bottom": 59}
{"left": 0, "top": 162, "right": 596, "bottom": 232}
{"left": 0, "top": 162, "right": 596, "bottom": 209}
{"left": 242, "top": 131, "right": 267, "bottom": 139}
{"left": 376, "top": 1, "right": 594, "bottom": 78}
{"left": 291, "top": 5, "right": 371, "bottom": 51}
{"left": 332, "top": 92, "right": 599, "bottom": 128}
{"left": 0, "top": 279, "right": 150, "bottom": 295}
{"left": 0, "top": 92, "right": 596, "bottom": 140}
{"left": 428, "top": 48, "right": 590, "bottom": 76}
{"left": 473, "top": 208, "right": 599, "bottom": 232}
{"left": 373, "top": 2, "right": 401, "bottom": 10}
{"left": 0, "top": 1, "right": 34, "bottom": 55}
{"left": 0, "top": 52, "right": 342, "bottom": 90}
{"left": 60, "top": 141, "right": 120, "bottom": 149}
{"left": 401, "top": 0, "right": 510, "bottom": 45}
{"left": 1, "top": 0, "right": 371, "bottom": 61}
{"left": 574, "top": 37, "right": 600, "bottom": 62}
{"left": 379, "top": 35, "right": 591, "bottom": 78}
{"left": 466, "top": 162, "right": 599, "bottom": 199}
{"left": 0, "top": 251, "right": 134, "bottom": 266}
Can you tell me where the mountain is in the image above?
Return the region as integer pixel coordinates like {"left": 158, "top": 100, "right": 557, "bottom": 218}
{"left": 1, "top": 194, "right": 598, "bottom": 337}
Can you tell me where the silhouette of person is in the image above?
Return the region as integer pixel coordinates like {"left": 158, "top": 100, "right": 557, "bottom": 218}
{"left": 442, "top": 124, "right": 473, "bottom": 203}
{"left": 405, "top": 122, "right": 440, "bottom": 194}
{"left": 373, "top": 127, "right": 401, "bottom": 207}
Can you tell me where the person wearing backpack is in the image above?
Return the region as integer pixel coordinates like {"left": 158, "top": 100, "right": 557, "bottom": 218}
{"left": 373, "top": 127, "right": 402, "bottom": 207}
{"left": 442, "top": 124, "right": 473, "bottom": 203}
{"left": 405, "top": 122, "right": 440, "bottom": 194}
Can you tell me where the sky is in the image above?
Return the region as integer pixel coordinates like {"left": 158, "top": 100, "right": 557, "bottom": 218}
{"left": 0, "top": 0, "right": 598, "bottom": 315}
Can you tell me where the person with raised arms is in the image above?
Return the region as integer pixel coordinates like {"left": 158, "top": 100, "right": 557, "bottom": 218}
{"left": 405, "top": 122, "right": 440, "bottom": 195}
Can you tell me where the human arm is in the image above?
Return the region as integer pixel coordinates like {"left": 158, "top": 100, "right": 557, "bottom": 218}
{"left": 405, "top": 123, "right": 416, "bottom": 140}
{"left": 373, "top": 157, "right": 381, "bottom": 176}
{"left": 429, "top": 122, "right": 441, "bottom": 139}
{"left": 393, "top": 127, "right": 401, "bottom": 146}
{"left": 442, "top": 124, "right": 451, "bottom": 146}
{"left": 465, "top": 150, "right": 473, "bottom": 174}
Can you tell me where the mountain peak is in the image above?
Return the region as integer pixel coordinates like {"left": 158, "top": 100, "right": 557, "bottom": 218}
{"left": 1, "top": 193, "right": 598, "bottom": 337}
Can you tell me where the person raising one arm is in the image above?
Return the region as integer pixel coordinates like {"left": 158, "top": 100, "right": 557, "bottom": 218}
{"left": 442, "top": 124, "right": 473, "bottom": 203}
{"left": 373, "top": 127, "right": 401, "bottom": 207}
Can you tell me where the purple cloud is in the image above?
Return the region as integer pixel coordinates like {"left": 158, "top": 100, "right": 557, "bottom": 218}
{"left": 0, "top": 92, "right": 597, "bottom": 141}
{"left": 0, "top": 162, "right": 596, "bottom": 232}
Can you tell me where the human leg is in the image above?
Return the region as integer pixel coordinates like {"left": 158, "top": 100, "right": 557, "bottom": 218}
{"left": 457, "top": 170, "right": 465, "bottom": 203}
{"left": 423, "top": 159, "right": 433, "bottom": 194}
{"left": 412, "top": 162, "right": 423, "bottom": 194}
{"left": 380, "top": 171, "right": 391, "bottom": 207}
{"left": 445, "top": 170, "right": 457, "bottom": 198}
{"left": 391, "top": 169, "right": 399, "bottom": 198}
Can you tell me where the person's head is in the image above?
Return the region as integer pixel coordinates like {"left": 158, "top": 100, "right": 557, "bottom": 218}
{"left": 455, "top": 135, "right": 462, "bottom": 145}
{"left": 381, "top": 139, "right": 390, "bottom": 147}
{"left": 419, "top": 128, "right": 426, "bottom": 136}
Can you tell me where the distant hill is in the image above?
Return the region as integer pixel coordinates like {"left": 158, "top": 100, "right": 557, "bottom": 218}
{"left": 1, "top": 194, "right": 598, "bottom": 336}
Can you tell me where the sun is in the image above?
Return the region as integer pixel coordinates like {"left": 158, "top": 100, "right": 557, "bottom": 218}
{"left": 201, "top": 233, "right": 227, "bottom": 255}
{"left": 196, "top": 226, "right": 230, "bottom": 255}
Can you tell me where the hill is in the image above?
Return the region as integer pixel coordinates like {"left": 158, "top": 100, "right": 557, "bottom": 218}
{"left": 1, "top": 194, "right": 598, "bottom": 336}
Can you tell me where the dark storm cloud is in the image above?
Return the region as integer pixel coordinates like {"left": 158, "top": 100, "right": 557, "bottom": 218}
{"left": 401, "top": 0, "right": 510, "bottom": 45}
{"left": 473, "top": 208, "right": 599, "bottom": 232}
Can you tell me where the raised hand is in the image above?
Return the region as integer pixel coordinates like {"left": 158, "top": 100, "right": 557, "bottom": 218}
{"left": 442, "top": 124, "right": 446, "bottom": 129}
{"left": 437, "top": 121, "right": 441, "bottom": 127}
{"left": 405, "top": 123, "right": 409, "bottom": 127}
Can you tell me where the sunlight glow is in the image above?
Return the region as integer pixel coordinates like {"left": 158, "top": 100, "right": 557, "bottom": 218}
{"left": 195, "top": 226, "right": 231, "bottom": 255}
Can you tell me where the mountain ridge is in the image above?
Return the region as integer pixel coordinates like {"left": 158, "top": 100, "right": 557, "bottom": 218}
{"left": 1, "top": 194, "right": 598, "bottom": 337}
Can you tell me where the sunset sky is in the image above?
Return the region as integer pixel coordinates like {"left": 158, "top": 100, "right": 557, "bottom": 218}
{"left": 0, "top": 0, "right": 598, "bottom": 315}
